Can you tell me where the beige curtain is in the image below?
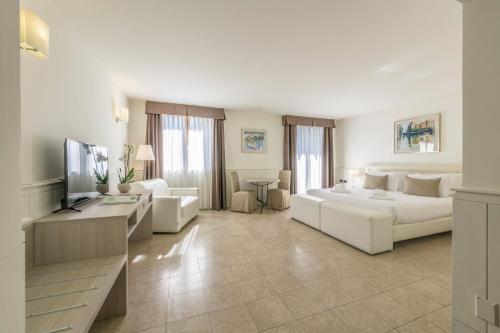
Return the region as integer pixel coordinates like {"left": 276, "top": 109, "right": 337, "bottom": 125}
{"left": 283, "top": 115, "right": 335, "bottom": 193}
{"left": 322, "top": 127, "right": 334, "bottom": 188}
{"left": 283, "top": 123, "right": 297, "bottom": 194}
{"left": 146, "top": 100, "right": 227, "bottom": 209}
{"left": 144, "top": 113, "right": 163, "bottom": 179}
{"left": 212, "top": 119, "right": 226, "bottom": 210}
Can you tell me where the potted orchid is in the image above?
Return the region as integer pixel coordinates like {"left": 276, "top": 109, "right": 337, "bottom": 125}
{"left": 117, "top": 144, "right": 135, "bottom": 193}
{"left": 82, "top": 143, "right": 109, "bottom": 195}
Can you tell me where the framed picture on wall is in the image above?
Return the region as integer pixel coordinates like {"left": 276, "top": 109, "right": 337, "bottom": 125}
{"left": 241, "top": 129, "right": 267, "bottom": 153}
{"left": 394, "top": 113, "right": 441, "bottom": 153}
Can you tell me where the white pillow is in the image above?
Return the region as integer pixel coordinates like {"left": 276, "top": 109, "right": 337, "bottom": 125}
{"left": 407, "top": 173, "right": 462, "bottom": 197}
{"left": 364, "top": 171, "right": 408, "bottom": 192}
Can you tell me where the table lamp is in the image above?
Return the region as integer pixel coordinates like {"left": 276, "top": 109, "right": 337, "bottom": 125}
{"left": 136, "top": 145, "right": 155, "bottom": 180}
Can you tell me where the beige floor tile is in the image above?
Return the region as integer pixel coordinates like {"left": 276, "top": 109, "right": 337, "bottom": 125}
{"left": 140, "top": 326, "right": 167, "bottom": 333}
{"left": 331, "top": 274, "right": 379, "bottom": 299}
{"left": 204, "top": 283, "right": 244, "bottom": 311}
{"left": 209, "top": 305, "right": 258, "bottom": 333}
{"left": 89, "top": 317, "right": 125, "bottom": 333}
{"left": 410, "top": 279, "right": 451, "bottom": 306}
{"left": 230, "top": 263, "right": 263, "bottom": 282}
{"left": 263, "top": 322, "right": 305, "bottom": 333}
{"left": 118, "top": 210, "right": 452, "bottom": 333}
{"left": 431, "top": 273, "right": 452, "bottom": 291}
{"left": 332, "top": 301, "right": 392, "bottom": 333}
{"left": 121, "top": 299, "right": 167, "bottom": 333}
{"left": 312, "top": 281, "right": 354, "bottom": 309}
{"left": 128, "top": 266, "right": 161, "bottom": 286}
{"left": 265, "top": 273, "right": 305, "bottom": 294}
{"left": 385, "top": 286, "right": 443, "bottom": 317}
{"left": 397, "top": 317, "right": 446, "bottom": 333}
{"left": 279, "top": 287, "right": 329, "bottom": 319}
{"left": 129, "top": 279, "right": 170, "bottom": 305}
{"left": 425, "top": 306, "right": 452, "bottom": 332}
{"left": 169, "top": 273, "right": 204, "bottom": 296}
{"left": 167, "top": 290, "right": 208, "bottom": 323}
{"left": 166, "top": 313, "right": 212, "bottom": 333}
{"left": 362, "top": 293, "right": 420, "bottom": 328}
{"left": 237, "top": 277, "right": 276, "bottom": 302}
{"left": 298, "top": 310, "right": 349, "bottom": 333}
{"left": 288, "top": 267, "right": 331, "bottom": 286}
{"left": 247, "top": 296, "right": 294, "bottom": 331}
{"left": 201, "top": 269, "right": 238, "bottom": 288}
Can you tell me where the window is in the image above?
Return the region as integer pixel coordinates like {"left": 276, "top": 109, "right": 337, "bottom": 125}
{"left": 162, "top": 115, "right": 213, "bottom": 208}
{"left": 296, "top": 125, "right": 323, "bottom": 194}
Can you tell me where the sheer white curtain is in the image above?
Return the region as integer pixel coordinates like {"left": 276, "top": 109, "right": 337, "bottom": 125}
{"left": 162, "top": 115, "right": 213, "bottom": 208}
{"left": 296, "top": 125, "right": 324, "bottom": 194}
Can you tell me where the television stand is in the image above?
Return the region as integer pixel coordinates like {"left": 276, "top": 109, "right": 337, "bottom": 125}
{"left": 27, "top": 190, "right": 154, "bottom": 333}
{"left": 52, "top": 206, "right": 82, "bottom": 213}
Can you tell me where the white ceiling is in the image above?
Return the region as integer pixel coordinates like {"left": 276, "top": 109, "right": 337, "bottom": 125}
{"left": 53, "top": 0, "right": 462, "bottom": 118}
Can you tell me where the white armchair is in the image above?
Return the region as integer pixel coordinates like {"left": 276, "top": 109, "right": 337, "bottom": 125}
{"left": 131, "top": 179, "right": 199, "bottom": 233}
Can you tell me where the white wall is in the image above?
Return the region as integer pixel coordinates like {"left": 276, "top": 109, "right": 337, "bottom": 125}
{"left": 462, "top": 0, "right": 500, "bottom": 190}
{"left": 127, "top": 105, "right": 285, "bottom": 174}
{"left": 224, "top": 109, "right": 283, "bottom": 169}
{"left": 20, "top": 0, "right": 128, "bottom": 187}
{"left": 336, "top": 91, "right": 462, "bottom": 175}
{"left": 0, "top": 0, "right": 25, "bottom": 331}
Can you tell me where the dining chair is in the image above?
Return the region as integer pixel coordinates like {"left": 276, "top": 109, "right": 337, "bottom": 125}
{"left": 229, "top": 171, "right": 257, "bottom": 213}
{"left": 268, "top": 170, "right": 292, "bottom": 211}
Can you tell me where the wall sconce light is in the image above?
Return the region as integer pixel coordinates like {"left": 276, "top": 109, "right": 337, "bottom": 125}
{"left": 114, "top": 107, "right": 129, "bottom": 122}
{"left": 20, "top": 8, "right": 49, "bottom": 59}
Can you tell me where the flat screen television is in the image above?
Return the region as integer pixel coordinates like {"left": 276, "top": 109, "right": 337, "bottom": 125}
{"left": 63, "top": 138, "right": 108, "bottom": 209}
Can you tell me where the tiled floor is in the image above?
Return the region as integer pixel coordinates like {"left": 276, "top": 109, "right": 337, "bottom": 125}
{"left": 90, "top": 210, "right": 452, "bottom": 333}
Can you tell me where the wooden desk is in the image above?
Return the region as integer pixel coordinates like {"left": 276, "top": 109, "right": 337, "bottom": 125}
{"left": 26, "top": 191, "right": 153, "bottom": 333}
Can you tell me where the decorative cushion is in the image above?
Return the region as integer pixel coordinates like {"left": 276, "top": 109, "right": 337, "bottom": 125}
{"left": 363, "top": 174, "right": 388, "bottom": 190}
{"left": 363, "top": 170, "right": 408, "bottom": 192}
{"left": 403, "top": 176, "right": 440, "bottom": 197}
{"left": 408, "top": 173, "right": 462, "bottom": 197}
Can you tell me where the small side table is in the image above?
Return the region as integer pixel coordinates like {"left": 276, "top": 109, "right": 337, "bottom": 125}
{"left": 246, "top": 178, "right": 279, "bottom": 213}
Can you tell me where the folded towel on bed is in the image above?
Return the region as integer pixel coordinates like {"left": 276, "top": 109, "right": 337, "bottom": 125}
{"left": 373, "top": 189, "right": 387, "bottom": 196}
{"left": 369, "top": 194, "right": 396, "bottom": 201}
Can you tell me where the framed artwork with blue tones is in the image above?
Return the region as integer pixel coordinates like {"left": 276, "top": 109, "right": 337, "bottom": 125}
{"left": 241, "top": 129, "right": 267, "bottom": 153}
{"left": 394, "top": 113, "right": 440, "bottom": 153}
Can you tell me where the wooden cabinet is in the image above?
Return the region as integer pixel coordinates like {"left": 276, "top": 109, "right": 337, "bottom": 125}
{"left": 26, "top": 191, "right": 153, "bottom": 333}
{"left": 453, "top": 190, "right": 500, "bottom": 333}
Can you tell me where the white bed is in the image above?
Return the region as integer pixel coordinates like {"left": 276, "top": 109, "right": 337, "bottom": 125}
{"left": 290, "top": 163, "right": 461, "bottom": 254}
{"left": 307, "top": 187, "right": 452, "bottom": 225}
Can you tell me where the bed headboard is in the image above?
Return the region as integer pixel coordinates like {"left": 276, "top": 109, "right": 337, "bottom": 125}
{"left": 366, "top": 163, "right": 462, "bottom": 173}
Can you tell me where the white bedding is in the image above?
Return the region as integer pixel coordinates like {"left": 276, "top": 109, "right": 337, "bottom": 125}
{"left": 306, "top": 187, "right": 452, "bottom": 225}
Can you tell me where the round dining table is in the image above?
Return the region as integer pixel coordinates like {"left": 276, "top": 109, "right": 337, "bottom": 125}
{"left": 245, "top": 178, "right": 279, "bottom": 213}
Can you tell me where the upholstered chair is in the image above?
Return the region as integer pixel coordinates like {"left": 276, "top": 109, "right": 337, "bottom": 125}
{"left": 230, "top": 171, "right": 257, "bottom": 213}
{"left": 268, "top": 170, "right": 292, "bottom": 211}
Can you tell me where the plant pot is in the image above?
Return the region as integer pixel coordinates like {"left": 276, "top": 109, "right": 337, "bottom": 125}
{"left": 117, "top": 183, "right": 131, "bottom": 194}
{"left": 96, "top": 183, "right": 109, "bottom": 195}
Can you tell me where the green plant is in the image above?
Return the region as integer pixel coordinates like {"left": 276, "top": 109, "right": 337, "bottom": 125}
{"left": 118, "top": 144, "right": 135, "bottom": 184}
{"left": 94, "top": 168, "right": 108, "bottom": 184}
{"left": 83, "top": 143, "right": 109, "bottom": 185}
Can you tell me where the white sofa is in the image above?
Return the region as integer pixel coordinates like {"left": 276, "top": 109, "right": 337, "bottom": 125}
{"left": 131, "top": 179, "right": 199, "bottom": 233}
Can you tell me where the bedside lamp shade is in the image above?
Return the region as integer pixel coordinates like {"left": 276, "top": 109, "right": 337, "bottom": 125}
{"left": 136, "top": 145, "right": 155, "bottom": 161}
